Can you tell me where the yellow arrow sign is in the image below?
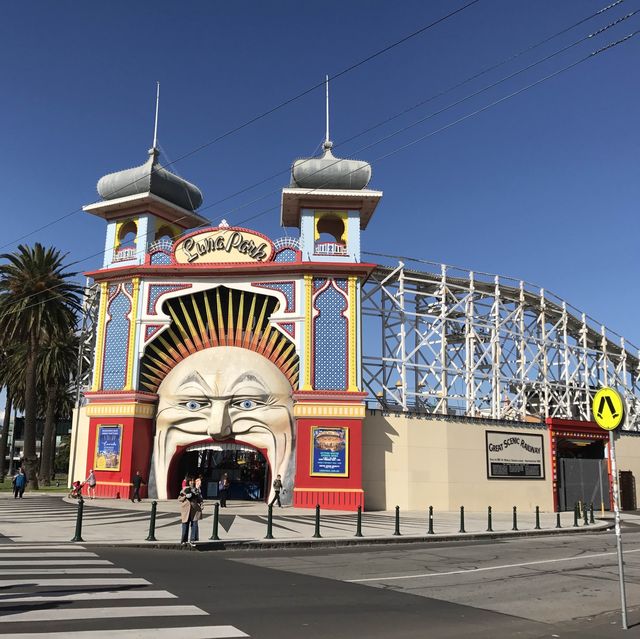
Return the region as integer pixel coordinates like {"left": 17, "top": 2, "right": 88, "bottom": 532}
{"left": 592, "top": 387, "right": 624, "bottom": 430}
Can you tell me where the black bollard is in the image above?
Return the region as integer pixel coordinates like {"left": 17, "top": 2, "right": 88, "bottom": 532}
{"left": 209, "top": 502, "right": 220, "bottom": 541}
{"left": 459, "top": 506, "right": 466, "bottom": 533}
{"left": 573, "top": 503, "right": 579, "bottom": 527}
{"left": 487, "top": 506, "right": 493, "bottom": 532}
{"left": 313, "top": 504, "right": 322, "bottom": 538}
{"left": 590, "top": 503, "right": 595, "bottom": 525}
{"left": 145, "top": 500, "right": 158, "bottom": 542}
{"left": 583, "top": 503, "right": 589, "bottom": 526}
{"left": 71, "top": 497, "right": 84, "bottom": 542}
{"left": 355, "top": 505, "right": 363, "bottom": 537}
{"left": 512, "top": 506, "right": 518, "bottom": 531}
{"left": 427, "top": 506, "right": 434, "bottom": 535}
{"left": 556, "top": 512, "right": 562, "bottom": 529}
{"left": 393, "top": 505, "right": 401, "bottom": 536}
{"left": 265, "top": 504, "right": 274, "bottom": 540}
{"left": 534, "top": 506, "right": 541, "bottom": 530}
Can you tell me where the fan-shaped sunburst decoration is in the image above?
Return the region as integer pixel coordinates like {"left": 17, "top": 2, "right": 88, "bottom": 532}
{"left": 139, "top": 286, "right": 299, "bottom": 392}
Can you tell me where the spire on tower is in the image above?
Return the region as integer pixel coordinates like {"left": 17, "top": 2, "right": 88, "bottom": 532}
{"left": 325, "top": 74, "right": 331, "bottom": 150}
{"left": 152, "top": 81, "right": 160, "bottom": 152}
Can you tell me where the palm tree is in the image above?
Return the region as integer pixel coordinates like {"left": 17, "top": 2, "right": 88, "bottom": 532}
{"left": 38, "top": 330, "right": 79, "bottom": 485}
{"left": 0, "top": 244, "right": 81, "bottom": 488}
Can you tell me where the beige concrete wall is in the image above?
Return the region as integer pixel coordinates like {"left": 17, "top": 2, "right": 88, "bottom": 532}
{"left": 363, "top": 411, "right": 554, "bottom": 513}
{"left": 612, "top": 432, "right": 640, "bottom": 507}
{"left": 68, "top": 406, "right": 90, "bottom": 486}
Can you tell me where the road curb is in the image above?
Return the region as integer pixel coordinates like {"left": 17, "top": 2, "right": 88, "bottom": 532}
{"left": 83, "top": 520, "right": 612, "bottom": 551}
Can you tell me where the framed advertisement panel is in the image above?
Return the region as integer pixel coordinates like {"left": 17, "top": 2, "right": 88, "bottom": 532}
{"left": 486, "top": 430, "right": 545, "bottom": 480}
{"left": 310, "top": 426, "right": 349, "bottom": 477}
{"left": 94, "top": 424, "right": 123, "bottom": 471}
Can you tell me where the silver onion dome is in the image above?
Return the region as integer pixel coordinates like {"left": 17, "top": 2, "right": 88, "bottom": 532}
{"left": 291, "top": 141, "right": 371, "bottom": 190}
{"left": 97, "top": 148, "right": 203, "bottom": 211}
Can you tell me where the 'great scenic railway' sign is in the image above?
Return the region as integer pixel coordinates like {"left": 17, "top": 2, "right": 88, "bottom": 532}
{"left": 485, "top": 430, "right": 545, "bottom": 479}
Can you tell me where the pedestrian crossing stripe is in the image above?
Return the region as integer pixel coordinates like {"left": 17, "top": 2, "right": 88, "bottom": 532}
{"left": 592, "top": 387, "right": 624, "bottom": 430}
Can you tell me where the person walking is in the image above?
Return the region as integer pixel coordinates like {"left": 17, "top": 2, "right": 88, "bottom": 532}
{"left": 85, "top": 469, "right": 97, "bottom": 499}
{"left": 269, "top": 474, "right": 283, "bottom": 508}
{"left": 131, "top": 471, "right": 146, "bottom": 502}
{"left": 12, "top": 468, "right": 27, "bottom": 499}
{"left": 178, "top": 477, "right": 203, "bottom": 546}
{"left": 218, "top": 473, "right": 230, "bottom": 508}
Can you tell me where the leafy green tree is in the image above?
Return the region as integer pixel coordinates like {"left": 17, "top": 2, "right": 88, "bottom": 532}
{"left": 0, "top": 244, "right": 81, "bottom": 489}
{"left": 38, "top": 331, "right": 79, "bottom": 485}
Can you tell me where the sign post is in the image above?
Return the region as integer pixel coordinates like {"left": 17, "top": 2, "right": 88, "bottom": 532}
{"left": 593, "top": 387, "right": 627, "bottom": 630}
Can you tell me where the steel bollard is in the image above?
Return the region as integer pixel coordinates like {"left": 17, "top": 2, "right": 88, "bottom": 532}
{"left": 459, "top": 506, "right": 466, "bottom": 533}
{"left": 535, "top": 506, "right": 541, "bottom": 530}
{"left": 265, "top": 504, "right": 274, "bottom": 540}
{"left": 313, "top": 504, "right": 322, "bottom": 538}
{"left": 427, "top": 506, "right": 434, "bottom": 535}
{"left": 573, "top": 503, "right": 579, "bottom": 527}
{"left": 556, "top": 512, "right": 562, "bottom": 529}
{"left": 583, "top": 503, "right": 589, "bottom": 526}
{"left": 145, "top": 500, "right": 158, "bottom": 541}
{"left": 355, "top": 505, "right": 363, "bottom": 537}
{"left": 71, "top": 497, "right": 85, "bottom": 542}
{"left": 512, "top": 506, "right": 518, "bottom": 531}
{"left": 209, "top": 502, "right": 220, "bottom": 540}
{"left": 590, "top": 503, "right": 595, "bottom": 525}
{"left": 487, "top": 506, "right": 493, "bottom": 532}
{"left": 393, "top": 505, "right": 401, "bottom": 536}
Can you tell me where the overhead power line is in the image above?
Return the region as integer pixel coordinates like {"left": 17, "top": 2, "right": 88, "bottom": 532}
{"left": 3, "top": 23, "right": 637, "bottom": 320}
{"left": 0, "top": 0, "right": 482, "bottom": 252}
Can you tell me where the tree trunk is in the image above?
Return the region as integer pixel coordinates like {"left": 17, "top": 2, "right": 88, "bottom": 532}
{"left": 0, "top": 392, "right": 12, "bottom": 482}
{"left": 23, "top": 337, "right": 39, "bottom": 490}
{"left": 39, "top": 387, "right": 56, "bottom": 486}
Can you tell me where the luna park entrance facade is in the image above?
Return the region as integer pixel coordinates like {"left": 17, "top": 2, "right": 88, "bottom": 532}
{"left": 176, "top": 442, "right": 270, "bottom": 502}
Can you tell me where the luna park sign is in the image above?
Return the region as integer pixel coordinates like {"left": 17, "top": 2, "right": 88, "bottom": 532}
{"left": 174, "top": 226, "right": 274, "bottom": 264}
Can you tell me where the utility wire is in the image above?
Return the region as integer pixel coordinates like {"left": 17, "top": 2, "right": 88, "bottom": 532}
{"left": 202, "top": 0, "right": 631, "bottom": 211}
{"left": 0, "top": 0, "right": 482, "bottom": 251}
{"left": 3, "top": 25, "right": 637, "bottom": 320}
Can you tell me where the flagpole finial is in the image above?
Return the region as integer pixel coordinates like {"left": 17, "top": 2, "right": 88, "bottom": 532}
{"left": 152, "top": 81, "right": 160, "bottom": 151}
{"left": 325, "top": 74, "right": 330, "bottom": 147}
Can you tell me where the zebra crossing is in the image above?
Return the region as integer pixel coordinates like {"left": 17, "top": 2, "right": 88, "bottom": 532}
{"left": 0, "top": 542, "right": 249, "bottom": 638}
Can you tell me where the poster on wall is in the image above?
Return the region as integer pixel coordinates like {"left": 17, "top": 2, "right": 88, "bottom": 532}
{"left": 94, "top": 425, "right": 123, "bottom": 471}
{"left": 311, "top": 427, "right": 349, "bottom": 477}
{"left": 486, "top": 431, "right": 545, "bottom": 479}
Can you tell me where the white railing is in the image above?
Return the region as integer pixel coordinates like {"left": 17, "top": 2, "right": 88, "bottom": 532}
{"left": 112, "top": 247, "right": 137, "bottom": 262}
{"left": 314, "top": 242, "right": 348, "bottom": 256}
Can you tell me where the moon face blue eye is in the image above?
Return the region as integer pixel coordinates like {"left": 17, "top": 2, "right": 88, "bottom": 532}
{"left": 183, "top": 400, "right": 205, "bottom": 411}
{"left": 232, "top": 398, "right": 265, "bottom": 411}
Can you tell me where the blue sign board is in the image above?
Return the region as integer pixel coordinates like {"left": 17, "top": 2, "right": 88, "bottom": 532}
{"left": 94, "top": 425, "right": 122, "bottom": 471}
{"left": 311, "top": 427, "right": 348, "bottom": 477}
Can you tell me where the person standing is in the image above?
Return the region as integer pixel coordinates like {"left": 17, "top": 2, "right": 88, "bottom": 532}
{"left": 85, "top": 469, "right": 97, "bottom": 499}
{"left": 218, "top": 473, "right": 230, "bottom": 508}
{"left": 178, "top": 477, "right": 203, "bottom": 546}
{"left": 12, "top": 468, "right": 27, "bottom": 499}
{"left": 269, "top": 474, "right": 283, "bottom": 508}
{"left": 131, "top": 471, "right": 146, "bottom": 502}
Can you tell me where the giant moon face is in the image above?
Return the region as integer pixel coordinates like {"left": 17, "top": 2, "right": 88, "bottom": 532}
{"left": 151, "top": 347, "right": 295, "bottom": 500}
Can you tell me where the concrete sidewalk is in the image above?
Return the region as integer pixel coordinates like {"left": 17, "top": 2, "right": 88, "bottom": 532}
{"left": 0, "top": 493, "right": 611, "bottom": 549}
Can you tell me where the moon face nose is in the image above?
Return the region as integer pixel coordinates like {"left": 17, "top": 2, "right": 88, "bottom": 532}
{"left": 207, "top": 402, "right": 232, "bottom": 438}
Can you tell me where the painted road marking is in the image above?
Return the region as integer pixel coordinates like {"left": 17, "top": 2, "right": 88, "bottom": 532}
{"left": 0, "top": 559, "right": 113, "bottom": 566}
{"left": 0, "top": 552, "right": 99, "bottom": 558}
{"left": 0, "top": 577, "right": 150, "bottom": 586}
{"left": 0, "top": 567, "right": 128, "bottom": 575}
{"left": 0, "top": 589, "right": 177, "bottom": 603}
{"left": 1, "top": 604, "right": 208, "bottom": 622}
{"left": 348, "top": 548, "right": 640, "bottom": 582}
{"left": 0, "top": 627, "right": 249, "bottom": 639}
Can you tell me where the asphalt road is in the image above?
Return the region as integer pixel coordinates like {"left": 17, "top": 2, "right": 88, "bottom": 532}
{"left": 4, "top": 529, "right": 640, "bottom": 638}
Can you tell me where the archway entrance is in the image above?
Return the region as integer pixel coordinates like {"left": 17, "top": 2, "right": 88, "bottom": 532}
{"left": 176, "top": 442, "right": 270, "bottom": 502}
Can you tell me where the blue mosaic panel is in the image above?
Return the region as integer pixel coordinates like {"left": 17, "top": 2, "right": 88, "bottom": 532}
{"left": 313, "top": 277, "right": 326, "bottom": 292}
{"left": 123, "top": 282, "right": 133, "bottom": 296}
{"left": 335, "top": 278, "right": 348, "bottom": 292}
{"left": 278, "top": 322, "right": 295, "bottom": 338}
{"left": 102, "top": 290, "right": 131, "bottom": 390}
{"left": 147, "top": 284, "right": 191, "bottom": 315}
{"left": 254, "top": 282, "right": 295, "bottom": 312}
{"left": 275, "top": 248, "right": 297, "bottom": 263}
{"left": 150, "top": 251, "right": 172, "bottom": 265}
{"left": 313, "top": 284, "right": 348, "bottom": 391}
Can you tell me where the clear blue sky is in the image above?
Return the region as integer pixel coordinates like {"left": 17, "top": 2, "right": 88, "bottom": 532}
{"left": 0, "top": 0, "right": 638, "bottom": 348}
